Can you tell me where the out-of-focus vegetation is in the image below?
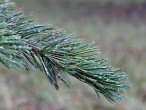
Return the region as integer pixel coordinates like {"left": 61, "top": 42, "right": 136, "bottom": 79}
{"left": 0, "top": 0, "right": 146, "bottom": 110}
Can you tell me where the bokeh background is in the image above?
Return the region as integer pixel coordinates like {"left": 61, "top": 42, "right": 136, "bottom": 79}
{"left": 0, "top": 0, "right": 146, "bottom": 110}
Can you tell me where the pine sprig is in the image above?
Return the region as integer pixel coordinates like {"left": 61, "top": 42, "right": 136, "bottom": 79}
{"left": 0, "top": 0, "right": 131, "bottom": 103}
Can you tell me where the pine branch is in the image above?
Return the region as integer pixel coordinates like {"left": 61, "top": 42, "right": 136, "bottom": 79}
{"left": 0, "top": 0, "right": 131, "bottom": 103}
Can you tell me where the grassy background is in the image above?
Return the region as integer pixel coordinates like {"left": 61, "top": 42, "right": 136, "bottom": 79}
{"left": 0, "top": 0, "right": 146, "bottom": 110}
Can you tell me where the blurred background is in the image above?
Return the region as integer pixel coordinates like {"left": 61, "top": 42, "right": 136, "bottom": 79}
{"left": 0, "top": 0, "right": 146, "bottom": 110}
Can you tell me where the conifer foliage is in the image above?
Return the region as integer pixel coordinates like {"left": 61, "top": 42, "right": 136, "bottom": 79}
{"left": 0, "top": 0, "right": 131, "bottom": 103}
